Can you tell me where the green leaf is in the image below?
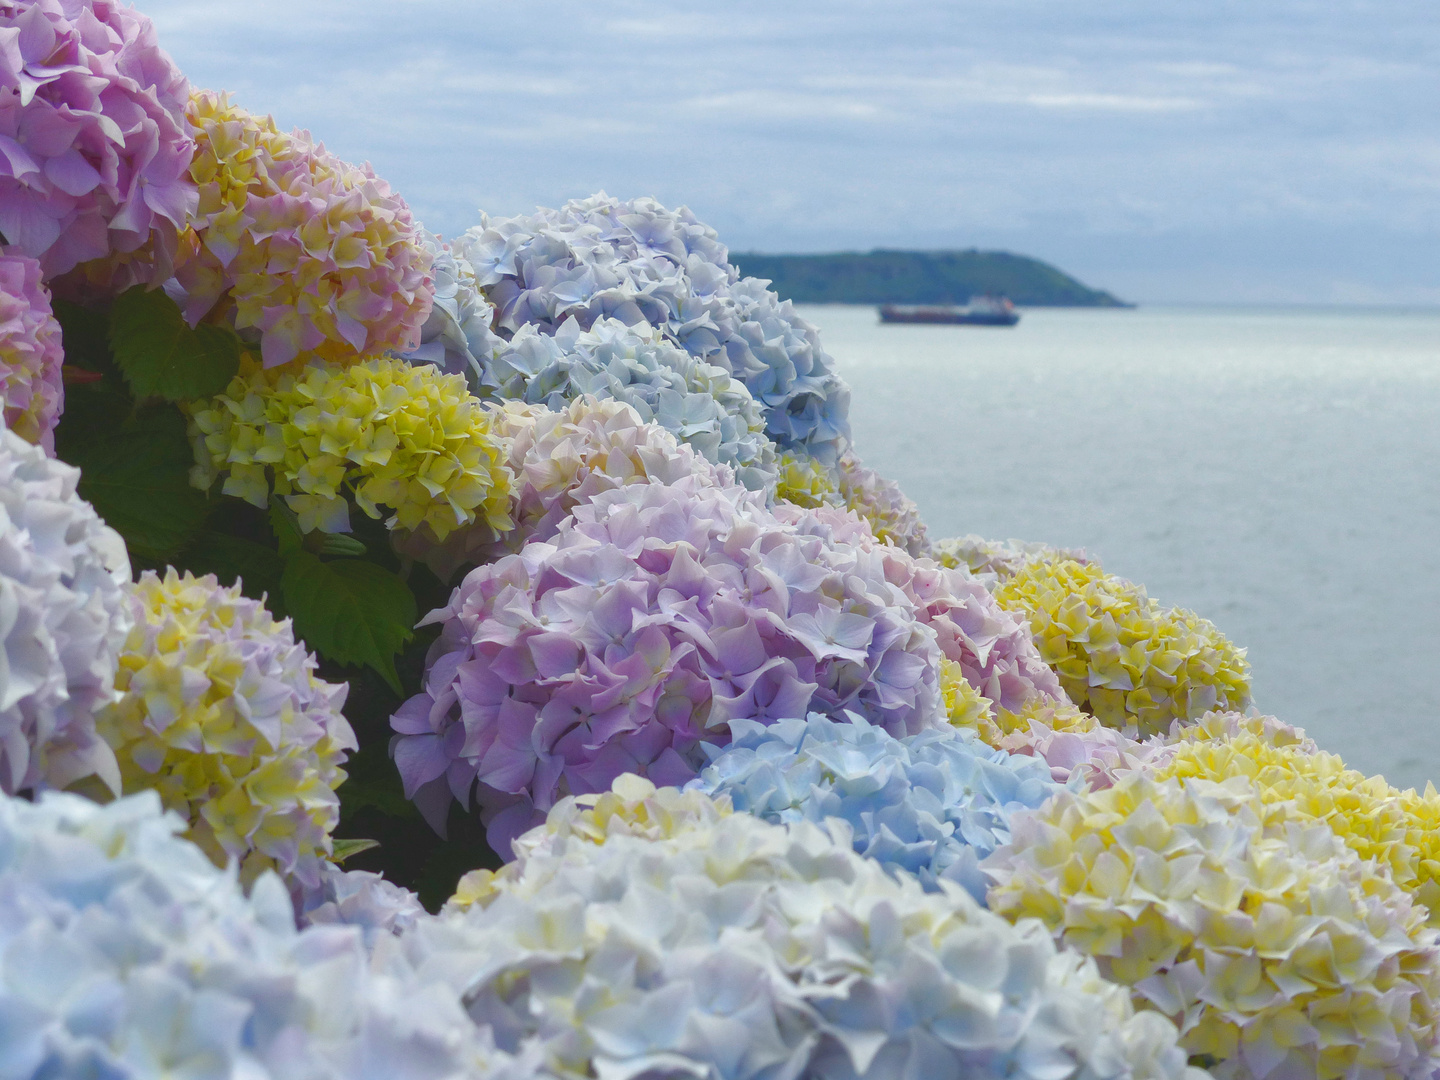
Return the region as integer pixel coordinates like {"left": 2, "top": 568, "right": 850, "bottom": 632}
{"left": 331, "top": 838, "right": 380, "bottom": 864}
{"left": 178, "top": 532, "right": 286, "bottom": 614}
{"left": 52, "top": 299, "right": 114, "bottom": 374}
{"left": 108, "top": 285, "right": 242, "bottom": 402}
{"left": 281, "top": 551, "right": 416, "bottom": 693}
{"left": 268, "top": 499, "right": 304, "bottom": 557}
{"left": 55, "top": 401, "right": 208, "bottom": 565}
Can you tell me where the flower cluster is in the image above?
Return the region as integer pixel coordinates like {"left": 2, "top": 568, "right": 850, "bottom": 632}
{"left": 0, "top": 0, "right": 195, "bottom": 284}
{"left": 985, "top": 771, "right": 1440, "bottom": 1078}
{"left": 0, "top": 425, "right": 131, "bottom": 795}
{"left": 395, "top": 396, "right": 731, "bottom": 579}
{"left": 775, "top": 446, "right": 841, "bottom": 508}
{"left": 0, "top": 253, "right": 63, "bottom": 450}
{"left": 837, "top": 453, "right": 930, "bottom": 555}
{"left": 932, "top": 534, "right": 1089, "bottom": 589}
{"left": 994, "top": 555, "right": 1251, "bottom": 735}
{"left": 456, "top": 192, "right": 851, "bottom": 464}
{"left": 775, "top": 499, "right": 1066, "bottom": 714}
{"left": 392, "top": 477, "right": 946, "bottom": 852}
{"left": 1148, "top": 717, "right": 1440, "bottom": 925}
{"left": 188, "top": 354, "right": 514, "bottom": 538}
{"left": 418, "top": 776, "right": 1202, "bottom": 1080}
{"left": 398, "top": 227, "right": 502, "bottom": 388}
{"left": 95, "top": 569, "right": 355, "bottom": 886}
{"left": 691, "top": 713, "right": 1060, "bottom": 902}
{"left": 481, "top": 316, "right": 777, "bottom": 490}
{"left": 0, "top": 788, "right": 541, "bottom": 1080}
{"left": 174, "top": 91, "right": 432, "bottom": 367}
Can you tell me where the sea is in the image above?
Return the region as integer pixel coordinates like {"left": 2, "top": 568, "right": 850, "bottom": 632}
{"left": 797, "top": 303, "right": 1440, "bottom": 790}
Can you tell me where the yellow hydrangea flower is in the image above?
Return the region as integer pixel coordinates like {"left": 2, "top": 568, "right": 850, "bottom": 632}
{"left": 986, "top": 771, "right": 1440, "bottom": 1078}
{"left": 994, "top": 555, "right": 1250, "bottom": 736}
{"left": 1152, "top": 724, "right": 1440, "bottom": 925}
{"left": 96, "top": 570, "right": 355, "bottom": 887}
{"left": 188, "top": 355, "right": 514, "bottom": 540}
{"left": 774, "top": 449, "right": 839, "bottom": 509}
{"left": 940, "top": 657, "right": 1002, "bottom": 741}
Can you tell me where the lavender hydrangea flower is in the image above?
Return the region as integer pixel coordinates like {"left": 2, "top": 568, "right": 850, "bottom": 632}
{"left": 0, "top": 788, "right": 548, "bottom": 1080}
{"left": 455, "top": 192, "right": 851, "bottom": 465}
{"left": 0, "top": 0, "right": 196, "bottom": 285}
{"left": 0, "top": 252, "right": 63, "bottom": 450}
{"left": 415, "top": 778, "right": 1205, "bottom": 1080}
{"left": 481, "top": 316, "right": 777, "bottom": 490}
{"left": 391, "top": 477, "right": 946, "bottom": 853}
{"left": 0, "top": 424, "right": 131, "bottom": 796}
{"left": 691, "top": 712, "right": 1061, "bottom": 902}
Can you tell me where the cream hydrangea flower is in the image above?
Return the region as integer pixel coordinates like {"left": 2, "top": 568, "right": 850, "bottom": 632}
{"left": 174, "top": 91, "right": 432, "bottom": 368}
{"left": 985, "top": 771, "right": 1440, "bottom": 1079}
{"left": 932, "top": 535, "right": 1089, "bottom": 589}
{"left": 774, "top": 447, "right": 840, "bottom": 508}
{"left": 188, "top": 355, "right": 514, "bottom": 539}
{"left": 426, "top": 774, "right": 1203, "bottom": 1080}
{"left": 1148, "top": 717, "right": 1440, "bottom": 926}
{"left": 95, "top": 569, "right": 356, "bottom": 887}
{"left": 837, "top": 452, "right": 929, "bottom": 556}
{"left": 994, "top": 555, "right": 1251, "bottom": 736}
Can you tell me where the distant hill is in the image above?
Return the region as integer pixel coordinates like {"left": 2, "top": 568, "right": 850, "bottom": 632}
{"left": 729, "top": 249, "right": 1130, "bottom": 307}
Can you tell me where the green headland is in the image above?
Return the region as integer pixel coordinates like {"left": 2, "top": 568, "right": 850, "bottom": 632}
{"left": 730, "top": 249, "right": 1131, "bottom": 307}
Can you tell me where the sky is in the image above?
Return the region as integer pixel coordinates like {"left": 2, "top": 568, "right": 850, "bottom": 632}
{"left": 139, "top": 0, "right": 1439, "bottom": 306}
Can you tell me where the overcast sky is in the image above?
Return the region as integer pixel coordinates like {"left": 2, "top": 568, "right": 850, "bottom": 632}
{"left": 139, "top": 0, "right": 1438, "bottom": 305}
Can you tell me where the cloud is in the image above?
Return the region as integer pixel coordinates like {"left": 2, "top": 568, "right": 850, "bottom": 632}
{"left": 137, "top": 0, "right": 1439, "bottom": 303}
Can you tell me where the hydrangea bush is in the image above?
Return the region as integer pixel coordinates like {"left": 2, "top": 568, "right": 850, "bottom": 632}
{"left": 456, "top": 192, "right": 852, "bottom": 464}
{"left": 0, "top": 0, "right": 196, "bottom": 285}
{"left": 0, "top": 424, "right": 131, "bottom": 795}
{"left": 426, "top": 775, "right": 1204, "bottom": 1080}
{"left": 691, "top": 712, "right": 1060, "bottom": 901}
{"left": 0, "top": 252, "right": 63, "bottom": 450}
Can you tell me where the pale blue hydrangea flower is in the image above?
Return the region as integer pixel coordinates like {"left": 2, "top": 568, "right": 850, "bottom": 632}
{"left": 409, "top": 782, "right": 1205, "bottom": 1080}
{"left": 295, "top": 862, "right": 427, "bottom": 951}
{"left": 399, "top": 229, "right": 504, "bottom": 388}
{"left": 482, "top": 316, "right": 776, "bottom": 490}
{"left": 0, "top": 788, "right": 547, "bottom": 1080}
{"left": 691, "top": 712, "right": 1061, "bottom": 902}
{"left": 0, "top": 425, "right": 132, "bottom": 797}
{"left": 455, "top": 193, "right": 851, "bottom": 466}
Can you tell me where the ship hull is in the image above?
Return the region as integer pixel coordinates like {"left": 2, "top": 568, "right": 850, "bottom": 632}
{"left": 878, "top": 304, "right": 1020, "bottom": 326}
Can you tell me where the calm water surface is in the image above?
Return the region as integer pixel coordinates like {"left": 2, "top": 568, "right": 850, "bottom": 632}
{"left": 800, "top": 303, "right": 1440, "bottom": 789}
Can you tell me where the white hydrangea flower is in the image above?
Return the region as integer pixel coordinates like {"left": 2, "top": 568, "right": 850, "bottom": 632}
{"left": 0, "top": 788, "right": 547, "bottom": 1080}
{"left": 416, "top": 777, "right": 1206, "bottom": 1080}
{"left": 483, "top": 316, "right": 778, "bottom": 490}
{"left": 0, "top": 425, "right": 131, "bottom": 796}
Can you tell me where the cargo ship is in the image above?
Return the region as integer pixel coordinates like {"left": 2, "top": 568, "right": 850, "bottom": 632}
{"left": 878, "top": 295, "right": 1019, "bottom": 326}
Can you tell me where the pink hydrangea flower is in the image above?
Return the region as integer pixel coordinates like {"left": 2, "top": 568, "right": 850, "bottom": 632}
{"left": 0, "top": 0, "right": 195, "bottom": 284}
{"left": 0, "top": 252, "right": 62, "bottom": 450}
{"left": 174, "top": 91, "right": 432, "bottom": 368}
{"left": 392, "top": 477, "right": 947, "bottom": 852}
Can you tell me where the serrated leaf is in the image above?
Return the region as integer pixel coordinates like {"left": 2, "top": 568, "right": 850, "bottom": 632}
{"left": 179, "top": 532, "right": 286, "bottom": 614}
{"left": 331, "top": 838, "right": 380, "bottom": 864}
{"left": 108, "top": 285, "right": 241, "bottom": 402}
{"left": 55, "top": 401, "right": 208, "bottom": 564}
{"left": 281, "top": 551, "right": 416, "bottom": 693}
